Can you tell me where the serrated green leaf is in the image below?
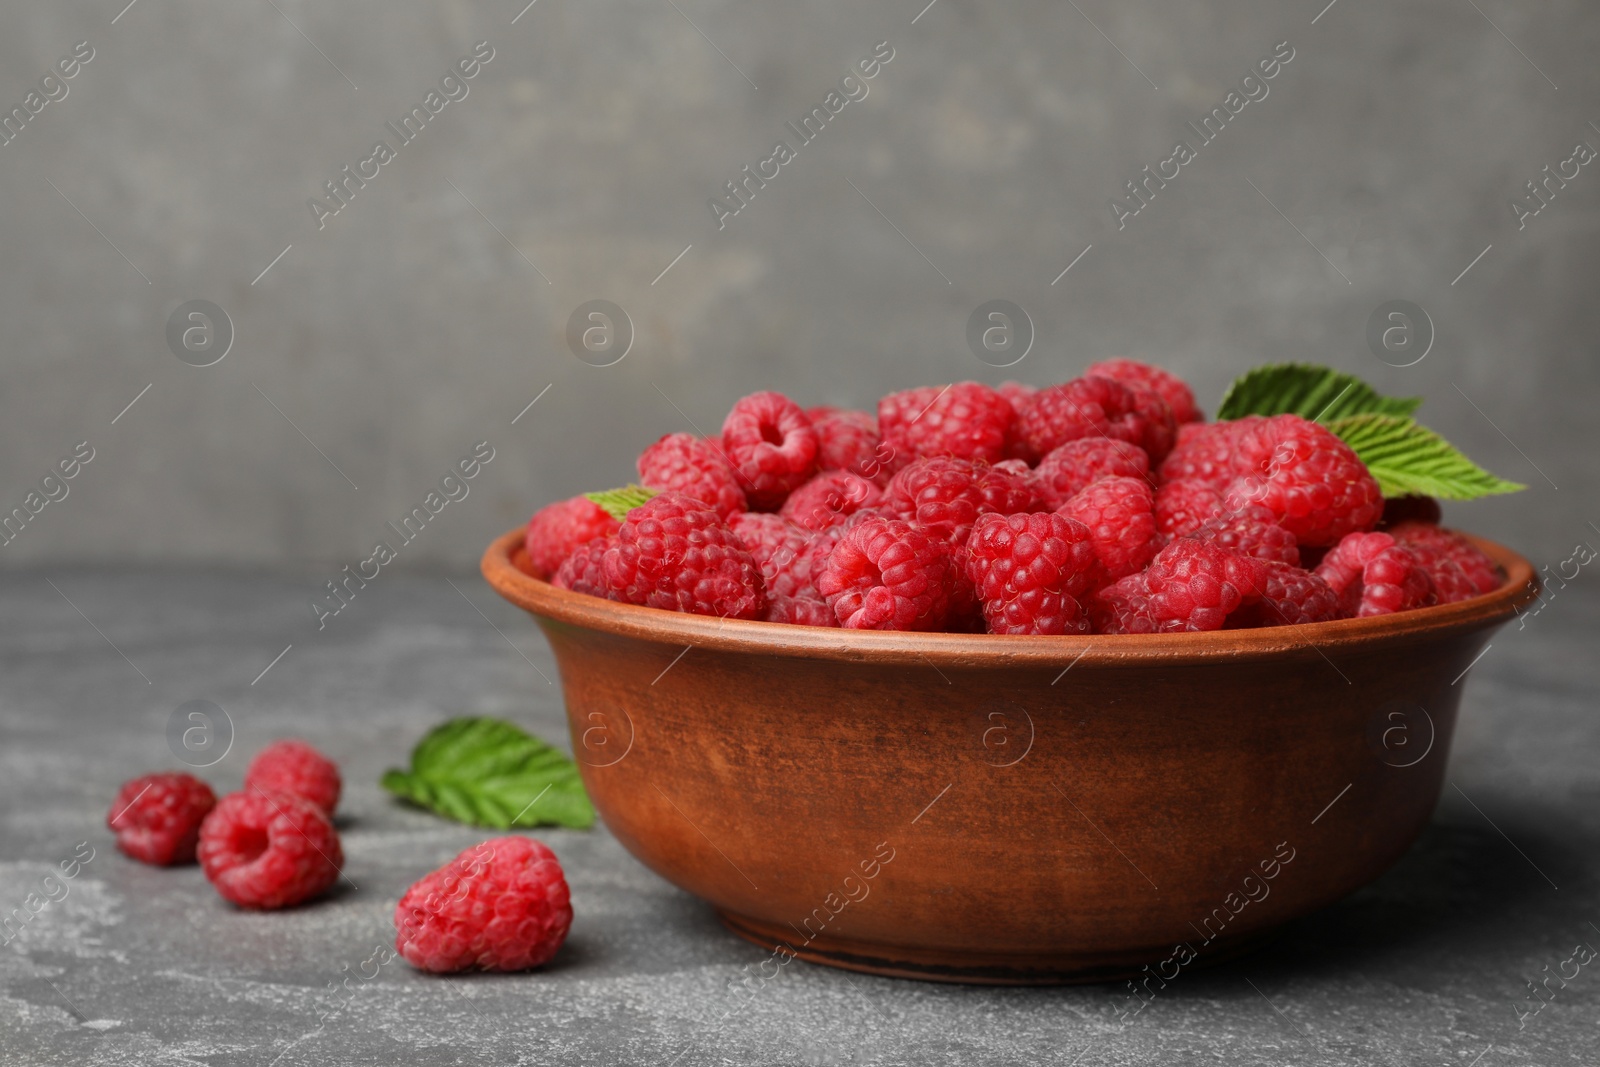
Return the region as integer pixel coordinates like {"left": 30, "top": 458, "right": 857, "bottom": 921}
{"left": 1217, "top": 363, "right": 1421, "bottom": 423}
{"left": 1325, "top": 414, "right": 1526, "bottom": 501}
{"left": 381, "top": 717, "right": 595, "bottom": 830}
{"left": 584, "top": 484, "right": 659, "bottom": 521}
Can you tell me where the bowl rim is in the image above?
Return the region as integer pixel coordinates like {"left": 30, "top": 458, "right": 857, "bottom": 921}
{"left": 481, "top": 526, "right": 1538, "bottom": 667}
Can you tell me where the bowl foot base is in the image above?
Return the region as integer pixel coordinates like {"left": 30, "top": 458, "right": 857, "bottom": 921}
{"left": 715, "top": 908, "right": 1279, "bottom": 986}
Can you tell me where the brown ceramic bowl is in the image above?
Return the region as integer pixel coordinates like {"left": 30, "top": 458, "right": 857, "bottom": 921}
{"left": 483, "top": 527, "right": 1535, "bottom": 985}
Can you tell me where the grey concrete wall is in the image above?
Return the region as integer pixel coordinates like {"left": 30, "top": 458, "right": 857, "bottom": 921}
{"left": 0, "top": 0, "right": 1594, "bottom": 571}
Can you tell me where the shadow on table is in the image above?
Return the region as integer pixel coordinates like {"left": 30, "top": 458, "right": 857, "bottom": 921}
{"left": 1186, "top": 801, "right": 1593, "bottom": 988}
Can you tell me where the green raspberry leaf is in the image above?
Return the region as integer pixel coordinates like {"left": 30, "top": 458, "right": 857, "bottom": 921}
{"left": 381, "top": 717, "right": 595, "bottom": 830}
{"left": 1325, "top": 414, "right": 1526, "bottom": 500}
{"left": 1217, "top": 363, "right": 1421, "bottom": 423}
{"left": 583, "top": 484, "right": 658, "bottom": 521}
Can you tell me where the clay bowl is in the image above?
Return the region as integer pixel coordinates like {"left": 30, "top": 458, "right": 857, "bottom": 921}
{"left": 483, "top": 527, "right": 1536, "bottom": 985}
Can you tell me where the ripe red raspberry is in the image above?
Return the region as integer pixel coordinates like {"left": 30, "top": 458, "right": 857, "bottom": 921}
{"left": 791, "top": 509, "right": 898, "bottom": 601}
{"left": 779, "top": 471, "right": 886, "bottom": 530}
{"left": 1219, "top": 415, "right": 1384, "bottom": 546}
{"left": 1387, "top": 539, "right": 1476, "bottom": 604}
{"left": 1158, "top": 419, "right": 1257, "bottom": 490}
{"left": 245, "top": 739, "right": 341, "bottom": 816}
{"left": 198, "top": 791, "right": 343, "bottom": 909}
{"left": 886, "top": 457, "right": 1042, "bottom": 545}
{"left": 1034, "top": 439, "right": 1150, "bottom": 508}
{"left": 1388, "top": 522, "right": 1502, "bottom": 598}
{"left": 1189, "top": 505, "right": 1300, "bottom": 566}
{"left": 1084, "top": 358, "right": 1202, "bottom": 424}
{"left": 1089, "top": 572, "right": 1158, "bottom": 635}
{"left": 729, "top": 511, "right": 818, "bottom": 599}
{"left": 1057, "top": 476, "right": 1162, "bottom": 582}
{"left": 806, "top": 407, "right": 891, "bottom": 484}
{"left": 524, "top": 496, "right": 619, "bottom": 580}
{"left": 107, "top": 772, "right": 216, "bottom": 866}
{"left": 997, "top": 380, "right": 1037, "bottom": 412}
{"left": 762, "top": 594, "right": 839, "bottom": 627}
{"left": 394, "top": 837, "right": 572, "bottom": 974}
{"left": 1315, "top": 532, "right": 1437, "bottom": 617}
{"left": 1016, "top": 375, "right": 1178, "bottom": 464}
{"left": 552, "top": 537, "right": 612, "bottom": 596}
{"left": 1228, "top": 561, "right": 1342, "bottom": 627}
{"left": 1380, "top": 495, "right": 1443, "bottom": 528}
{"left": 636, "top": 433, "right": 747, "bottom": 520}
{"left": 815, "top": 517, "right": 954, "bottom": 631}
{"left": 604, "top": 492, "right": 765, "bottom": 619}
{"left": 1154, "top": 479, "right": 1225, "bottom": 538}
{"left": 964, "top": 512, "right": 1098, "bottom": 635}
{"left": 997, "top": 382, "right": 1039, "bottom": 461}
{"left": 1097, "top": 538, "right": 1267, "bottom": 633}
{"left": 877, "top": 382, "right": 1016, "bottom": 465}
{"left": 721, "top": 392, "right": 819, "bottom": 510}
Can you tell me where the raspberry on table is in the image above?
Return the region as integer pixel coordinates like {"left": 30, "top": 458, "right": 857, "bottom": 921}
{"left": 605, "top": 492, "right": 765, "bottom": 619}
{"left": 762, "top": 593, "right": 839, "bottom": 626}
{"left": 1016, "top": 375, "right": 1178, "bottom": 463}
{"left": 806, "top": 407, "right": 891, "bottom": 484}
{"left": 1085, "top": 358, "right": 1202, "bottom": 424}
{"left": 107, "top": 772, "right": 216, "bottom": 866}
{"left": 815, "top": 517, "right": 955, "bottom": 631}
{"left": 1138, "top": 537, "right": 1267, "bottom": 632}
{"left": 1057, "top": 476, "right": 1162, "bottom": 582}
{"left": 878, "top": 382, "right": 1016, "bottom": 465}
{"left": 524, "top": 496, "right": 620, "bottom": 580}
{"left": 637, "top": 433, "right": 747, "bottom": 520}
{"left": 1034, "top": 438, "right": 1151, "bottom": 508}
{"left": 729, "top": 511, "right": 819, "bottom": 599}
{"left": 779, "top": 471, "right": 886, "bottom": 530}
{"left": 1388, "top": 522, "right": 1502, "bottom": 599}
{"left": 245, "top": 739, "right": 341, "bottom": 816}
{"left": 1219, "top": 415, "right": 1384, "bottom": 546}
{"left": 1228, "top": 560, "right": 1342, "bottom": 627}
{"left": 964, "top": 512, "right": 1098, "bottom": 635}
{"left": 1315, "top": 532, "right": 1437, "bottom": 617}
{"left": 720, "top": 392, "right": 820, "bottom": 510}
{"left": 394, "top": 837, "right": 572, "bottom": 974}
{"left": 198, "top": 791, "right": 343, "bottom": 909}
{"left": 886, "top": 456, "right": 1042, "bottom": 546}
{"left": 1154, "top": 479, "right": 1225, "bottom": 538}
{"left": 1189, "top": 505, "right": 1301, "bottom": 566}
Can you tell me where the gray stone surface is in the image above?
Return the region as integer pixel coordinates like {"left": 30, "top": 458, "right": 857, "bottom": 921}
{"left": 2, "top": 568, "right": 1597, "bottom": 1065}
{"left": 0, "top": 1, "right": 1596, "bottom": 571}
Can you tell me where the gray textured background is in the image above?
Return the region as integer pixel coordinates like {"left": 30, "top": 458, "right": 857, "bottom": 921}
{"left": 0, "top": 0, "right": 1593, "bottom": 576}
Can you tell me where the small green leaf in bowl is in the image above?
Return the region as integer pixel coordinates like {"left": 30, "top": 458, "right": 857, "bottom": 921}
{"left": 1217, "top": 363, "right": 1421, "bottom": 423}
{"left": 1324, "top": 414, "right": 1526, "bottom": 500}
{"left": 584, "top": 485, "right": 658, "bottom": 521}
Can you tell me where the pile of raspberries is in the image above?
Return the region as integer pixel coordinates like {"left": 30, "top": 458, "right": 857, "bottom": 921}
{"left": 106, "top": 743, "right": 572, "bottom": 973}
{"left": 525, "top": 360, "right": 1502, "bottom": 635}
